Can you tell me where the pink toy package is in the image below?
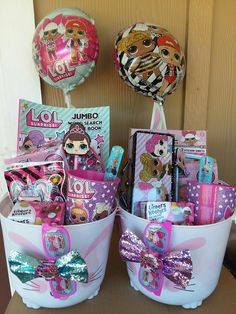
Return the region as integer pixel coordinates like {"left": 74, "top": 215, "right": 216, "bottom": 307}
{"left": 128, "top": 130, "right": 175, "bottom": 216}
{"left": 41, "top": 224, "right": 79, "bottom": 299}
{"left": 139, "top": 221, "right": 172, "bottom": 296}
{"left": 34, "top": 201, "right": 65, "bottom": 225}
{"left": 140, "top": 201, "right": 194, "bottom": 225}
{"left": 4, "top": 161, "right": 65, "bottom": 204}
{"left": 129, "top": 129, "right": 218, "bottom": 201}
{"left": 8, "top": 201, "right": 65, "bottom": 225}
{"left": 186, "top": 181, "right": 236, "bottom": 224}
{"left": 157, "top": 130, "right": 218, "bottom": 200}
{"left": 4, "top": 140, "right": 68, "bottom": 169}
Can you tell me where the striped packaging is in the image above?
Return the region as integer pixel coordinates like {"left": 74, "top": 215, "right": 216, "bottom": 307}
{"left": 4, "top": 161, "right": 65, "bottom": 204}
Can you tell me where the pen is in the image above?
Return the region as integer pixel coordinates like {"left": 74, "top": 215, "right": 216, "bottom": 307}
{"left": 104, "top": 146, "right": 124, "bottom": 181}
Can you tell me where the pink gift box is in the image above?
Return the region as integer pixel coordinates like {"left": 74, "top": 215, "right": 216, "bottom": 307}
{"left": 8, "top": 201, "right": 65, "bottom": 225}
{"left": 33, "top": 202, "right": 65, "bottom": 225}
{"left": 140, "top": 201, "right": 194, "bottom": 225}
{"left": 186, "top": 181, "right": 236, "bottom": 224}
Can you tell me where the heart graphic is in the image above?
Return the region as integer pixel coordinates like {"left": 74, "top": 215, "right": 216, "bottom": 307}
{"left": 224, "top": 206, "right": 232, "bottom": 219}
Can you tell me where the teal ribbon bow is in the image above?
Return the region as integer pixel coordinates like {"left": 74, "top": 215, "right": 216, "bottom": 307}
{"left": 8, "top": 250, "right": 88, "bottom": 284}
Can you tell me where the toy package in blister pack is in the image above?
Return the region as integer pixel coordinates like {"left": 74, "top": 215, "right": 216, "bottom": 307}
{"left": 128, "top": 129, "right": 218, "bottom": 202}
{"left": 8, "top": 201, "right": 65, "bottom": 225}
{"left": 127, "top": 130, "right": 175, "bottom": 216}
{"left": 157, "top": 130, "right": 218, "bottom": 200}
{"left": 17, "top": 99, "right": 110, "bottom": 165}
{"left": 4, "top": 140, "right": 68, "bottom": 168}
{"left": 139, "top": 201, "right": 194, "bottom": 225}
{"left": 4, "top": 161, "right": 65, "bottom": 204}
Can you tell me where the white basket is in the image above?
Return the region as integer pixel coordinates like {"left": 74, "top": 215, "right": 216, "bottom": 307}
{"left": 0, "top": 196, "right": 116, "bottom": 309}
{"left": 118, "top": 207, "right": 235, "bottom": 309}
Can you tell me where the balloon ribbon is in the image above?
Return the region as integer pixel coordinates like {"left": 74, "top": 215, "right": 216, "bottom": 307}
{"left": 150, "top": 100, "right": 167, "bottom": 130}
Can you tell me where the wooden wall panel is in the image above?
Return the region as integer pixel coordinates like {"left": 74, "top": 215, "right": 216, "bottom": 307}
{"left": 33, "top": 0, "right": 236, "bottom": 184}
{"left": 207, "top": 0, "right": 236, "bottom": 185}
{"left": 184, "top": 0, "right": 214, "bottom": 129}
{"left": 33, "top": 0, "right": 188, "bottom": 152}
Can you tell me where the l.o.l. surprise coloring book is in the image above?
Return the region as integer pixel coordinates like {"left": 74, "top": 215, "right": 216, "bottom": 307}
{"left": 17, "top": 99, "right": 110, "bottom": 164}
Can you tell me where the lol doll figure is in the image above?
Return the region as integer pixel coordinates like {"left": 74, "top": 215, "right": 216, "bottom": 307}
{"left": 22, "top": 130, "right": 45, "bottom": 153}
{"left": 63, "top": 122, "right": 104, "bottom": 172}
{"left": 47, "top": 233, "right": 65, "bottom": 253}
{"left": 146, "top": 230, "right": 164, "bottom": 249}
{"left": 146, "top": 134, "right": 170, "bottom": 158}
{"left": 39, "top": 20, "right": 64, "bottom": 61}
{"left": 70, "top": 201, "right": 89, "bottom": 224}
{"left": 65, "top": 20, "right": 88, "bottom": 63}
{"left": 157, "top": 35, "right": 183, "bottom": 97}
{"left": 180, "top": 130, "right": 200, "bottom": 146}
{"left": 116, "top": 30, "right": 161, "bottom": 81}
{"left": 92, "top": 202, "right": 110, "bottom": 221}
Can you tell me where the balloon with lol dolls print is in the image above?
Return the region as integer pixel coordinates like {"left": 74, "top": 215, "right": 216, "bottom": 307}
{"left": 32, "top": 8, "right": 99, "bottom": 107}
{"left": 114, "top": 23, "right": 185, "bottom": 130}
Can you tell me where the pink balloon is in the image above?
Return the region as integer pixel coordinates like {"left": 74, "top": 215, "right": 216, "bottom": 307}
{"left": 32, "top": 8, "right": 99, "bottom": 94}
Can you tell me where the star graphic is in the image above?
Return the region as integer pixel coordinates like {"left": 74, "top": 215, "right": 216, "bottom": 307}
{"left": 95, "top": 134, "right": 104, "bottom": 145}
{"left": 56, "top": 131, "right": 66, "bottom": 139}
{"left": 23, "top": 103, "right": 29, "bottom": 109}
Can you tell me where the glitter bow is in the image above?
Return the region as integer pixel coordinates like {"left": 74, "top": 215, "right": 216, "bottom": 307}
{"left": 119, "top": 230, "right": 192, "bottom": 290}
{"left": 70, "top": 125, "right": 84, "bottom": 134}
{"left": 8, "top": 250, "right": 88, "bottom": 284}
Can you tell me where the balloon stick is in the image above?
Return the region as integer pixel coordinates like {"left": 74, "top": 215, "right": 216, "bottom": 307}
{"left": 64, "top": 90, "right": 72, "bottom": 108}
{"left": 150, "top": 100, "right": 167, "bottom": 130}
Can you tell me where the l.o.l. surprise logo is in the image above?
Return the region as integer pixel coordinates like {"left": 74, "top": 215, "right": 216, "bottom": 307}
{"left": 47, "top": 59, "right": 76, "bottom": 82}
{"left": 26, "top": 109, "right": 63, "bottom": 128}
{"left": 67, "top": 177, "right": 95, "bottom": 199}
